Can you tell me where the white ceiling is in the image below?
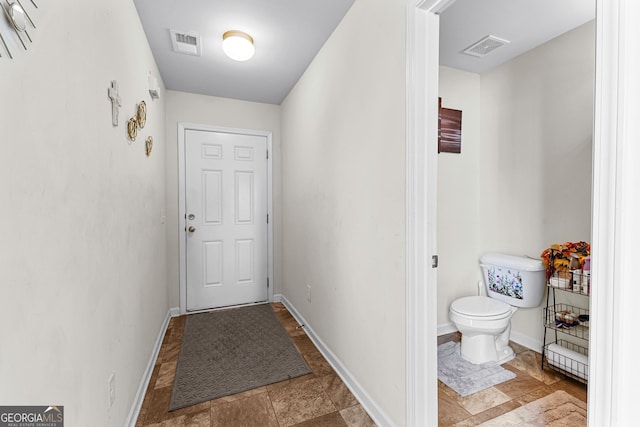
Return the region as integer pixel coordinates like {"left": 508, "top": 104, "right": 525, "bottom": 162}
{"left": 134, "top": 0, "right": 596, "bottom": 105}
{"left": 133, "top": 0, "right": 356, "bottom": 105}
{"left": 439, "top": 0, "right": 595, "bottom": 74}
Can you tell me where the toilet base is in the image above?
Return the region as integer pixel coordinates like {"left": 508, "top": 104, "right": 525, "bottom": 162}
{"left": 460, "top": 334, "right": 515, "bottom": 365}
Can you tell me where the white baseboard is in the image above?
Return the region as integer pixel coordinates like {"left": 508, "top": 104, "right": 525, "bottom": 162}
{"left": 274, "top": 294, "right": 395, "bottom": 427}
{"left": 437, "top": 322, "right": 458, "bottom": 336}
{"left": 437, "top": 322, "right": 542, "bottom": 353}
{"left": 510, "top": 331, "right": 543, "bottom": 353}
{"left": 125, "top": 307, "right": 180, "bottom": 427}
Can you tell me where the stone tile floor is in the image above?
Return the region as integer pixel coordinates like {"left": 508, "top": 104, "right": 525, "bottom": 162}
{"left": 135, "top": 304, "right": 587, "bottom": 426}
{"left": 135, "top": 302, "right": 376, "bottom": 427}
{"left": 438, "top": 333, "right": 588, "bottom": 426}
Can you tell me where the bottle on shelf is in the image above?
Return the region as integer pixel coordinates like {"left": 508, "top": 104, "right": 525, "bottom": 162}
{"left": 569, "top": 254, "right": 582, "bottom": 293}
{"left": 582, "top": 256, "right": 591, "bottom": 295}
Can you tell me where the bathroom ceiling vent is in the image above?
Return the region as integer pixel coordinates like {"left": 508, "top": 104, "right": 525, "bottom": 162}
{"left": 462, "top": 35, "right": 510, "bottom": 57}
{"left": 170, "top": 29, "right": 202, "bottom": 56}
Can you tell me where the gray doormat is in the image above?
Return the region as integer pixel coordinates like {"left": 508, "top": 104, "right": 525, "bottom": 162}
{"left": 169, "top": 304, "right": 311, "bottom": 410}
{"left": 438, "top": 341, "right": 516, "bottom": 397}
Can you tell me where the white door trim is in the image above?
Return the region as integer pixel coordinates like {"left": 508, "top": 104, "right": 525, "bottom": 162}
{"left": 178, "top": 122, "right": 273, "bottom": 315}
{"left": 589, "top": 1, "right": 640, "bottom": 425}
{"left": 406, "top": 0, "right": 450, "bottom": 425}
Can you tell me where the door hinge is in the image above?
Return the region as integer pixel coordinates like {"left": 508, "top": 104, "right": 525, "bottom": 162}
{"left": 432, "top": 255, "right": 439, "bottom": 268}
{"left": 267, "top": 213, "right": 269, "bottom": 224}
{"left": 267, "top": 278, "right": 270, "bottom": 288}
{"left": 266, "top": 149, "right": 269, "bottom": 160}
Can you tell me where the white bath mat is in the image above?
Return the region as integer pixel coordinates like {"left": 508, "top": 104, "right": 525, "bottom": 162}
{"left": 438, "top": 341, "right": 516, "bottom": 397}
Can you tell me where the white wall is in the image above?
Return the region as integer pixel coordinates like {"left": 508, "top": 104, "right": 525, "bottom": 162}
{"left": 478, "top": 21, "right": 594, "bottom": 343}
{"left": 164, "top": 90, "right": 282, "bottom": 306}
{"left": 280, "top": 0, "right": 406, "bottom": 424}
{"left": 437, "top": 67, "right": 482, "bottom": 325}
{"left": 437, "top": 22, "right": 595, "bottom": 345}
{"left": 0, "top": 1, "right": 168, "bottom": 425}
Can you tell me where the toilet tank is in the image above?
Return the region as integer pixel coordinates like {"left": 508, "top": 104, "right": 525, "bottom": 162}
{"left": 480, "top": 253, "right": 546, "bottom": 308}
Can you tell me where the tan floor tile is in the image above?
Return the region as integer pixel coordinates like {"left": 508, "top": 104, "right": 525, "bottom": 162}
{"left": 148, "top": 364, "right": 161, "bottom": 390}
{"left": 161, "top": 339, "right": 182, "bottom": 364}
{"left": 143, "top": 409, "right": 210, "bottom": 427}
{"left": 508, "top": 341, "right": 529, "bottom": 355}
{"left": 172, "top": 315, "right": 186, "bottom": 328}
{"left": 451, "top": 400, "right": 521, "bottom": 427}
{"left": 457, "top": 387, "right": 512, "bottom": 415}
{"left": 303, "top": 351, "right": 335, "bottom": 377}
{"left": 144, "top": 386, "right": 210, "bottom": 424}
{"left": 270, "top": 302, "right": 288, "bottom": 313}
{"left": 339, "top": 405, "right": 376, "bottom": 427}
{"left": 292, "top": 411, "right": 348, "bottom": 426}
{"left": 438, "top": 387, "right": 471, "bottom": 426}
{"left": 438, "top": 379, "right": 463, "bottom": 403}
{"left": 514, "top": 385, "right": 555, "bottom": 406}
{"left": 154, "top": 361, "right": 177, "bottom": 389}
{"left": 279, "top": 313, "right": 307, "bottom": 337}
{"left": 291, "top": 335, "right": 320, "bottom": 356}
{"left": 144, "top": 387, "right": 171, "bottom": 424}
{"left": 267, "top": 374, "right": 317, "bottom": 393}
{"left": 476, "top": 390, "right": 586, "bottom": 426}
{"left": 268, "top": 377, "right": 337, "bottom": 427}
{"left": 137, "top": 374, "right": 158, "bottom": 425}
{"left": 155, "top": 347, "right": 165, "bottom": 367}
{"left": 494, "top": 365, "right": 544, "bottom": 399}
{"left": 210, "top": 392, "right": 278, "bottom": 427}
{"left": 318, "top": 373, "right": 358, "bottom": 410}
{"left": 166, "top": 400, "right": 211, "bottom": 422}
{"left": 505, "top": 350, "right": 562, "bottom": 385}
{"left": 210, "top": 386, "right": 268, "bottom": 407}
{"left": 548, "top": 378, "right": 587, "bottom": 403}
{"left": 159, "top": 328, "right": 175, "bottom": 349}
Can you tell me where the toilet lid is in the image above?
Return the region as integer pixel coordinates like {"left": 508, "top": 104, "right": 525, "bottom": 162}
{"left": 451, "top": 296, "right": 511, "bottom": 317}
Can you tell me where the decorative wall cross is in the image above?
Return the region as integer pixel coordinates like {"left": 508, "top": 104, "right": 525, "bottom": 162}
{"left": 108, "top": 80, "right": 121, "bottom": 127}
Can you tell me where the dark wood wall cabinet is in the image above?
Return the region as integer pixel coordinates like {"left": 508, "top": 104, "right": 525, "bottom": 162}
{"left": 438, "top": 97, "right": 462, "bottom": 154}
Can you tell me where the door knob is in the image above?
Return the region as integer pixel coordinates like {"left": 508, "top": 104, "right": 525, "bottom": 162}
{"left": 188, "top": 226, "right": 196, "bottom": 232}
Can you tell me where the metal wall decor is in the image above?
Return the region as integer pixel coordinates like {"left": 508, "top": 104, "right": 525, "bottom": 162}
{"left": 127, "top": 116, "right": 138, "bottom": 141}
{"left": 145, "top": 136, "right": 153, "bottom": 157}
{"left": 136, "top": 100, "right": 147, "bottom": 129}
{"left": 0, "top": 0, "right": 39, "bottom": 59}
{"left": 126, "top": 100, "right": 150, "bottom": 146}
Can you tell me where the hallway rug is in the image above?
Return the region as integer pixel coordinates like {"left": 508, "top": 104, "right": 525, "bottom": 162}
{"left": 169, "top": 304, "right": 311, "bottom": 410}
{"left": 438, "top": 341, "right": 516, "bottom": 397}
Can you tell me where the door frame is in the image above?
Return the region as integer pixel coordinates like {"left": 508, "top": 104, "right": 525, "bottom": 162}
{"left": 407, "top": 0, "right": 639, "bottom": 425}
{"left": 405, "top": 1, "right": 448, "bottom": 425}
{"left": 177, "top": 122, "right": 274, "bottom": 314}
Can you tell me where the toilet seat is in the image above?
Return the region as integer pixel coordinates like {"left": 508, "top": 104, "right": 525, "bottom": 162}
{"left": 450, "top": 296, "right": 512, "bottom": 320}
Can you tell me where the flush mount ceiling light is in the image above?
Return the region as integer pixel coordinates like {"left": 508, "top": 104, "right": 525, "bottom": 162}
{"left": 222, "top": 30, "right": 255, "bottom": 61}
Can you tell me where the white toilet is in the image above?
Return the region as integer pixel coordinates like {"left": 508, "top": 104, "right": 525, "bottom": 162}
{"left": 449, "top": 253, "right": 546, "bottom": 365}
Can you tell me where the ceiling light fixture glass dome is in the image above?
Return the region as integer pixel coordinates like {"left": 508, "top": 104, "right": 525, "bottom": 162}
{"left": 222, "top": 30, "right": 255, "bottom": 61}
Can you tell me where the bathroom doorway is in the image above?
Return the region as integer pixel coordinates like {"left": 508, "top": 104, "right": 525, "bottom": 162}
{"left": 436, "top": 0, "right": 595, "bottom": 423}
{"left": 408, "top": 0, "right": 640, "bottom": 425}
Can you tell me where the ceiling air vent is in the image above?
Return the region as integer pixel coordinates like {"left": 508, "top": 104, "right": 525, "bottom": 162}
{"left": 170, "top": 29, "right": 202, "bottom": 56}
{"left": 462, "top": 35, "right": 510, "bottom": 57}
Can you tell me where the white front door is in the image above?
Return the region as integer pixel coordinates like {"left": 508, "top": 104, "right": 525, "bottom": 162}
{"left": 185, "top": 129, "right": 268, "bottom": 311}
